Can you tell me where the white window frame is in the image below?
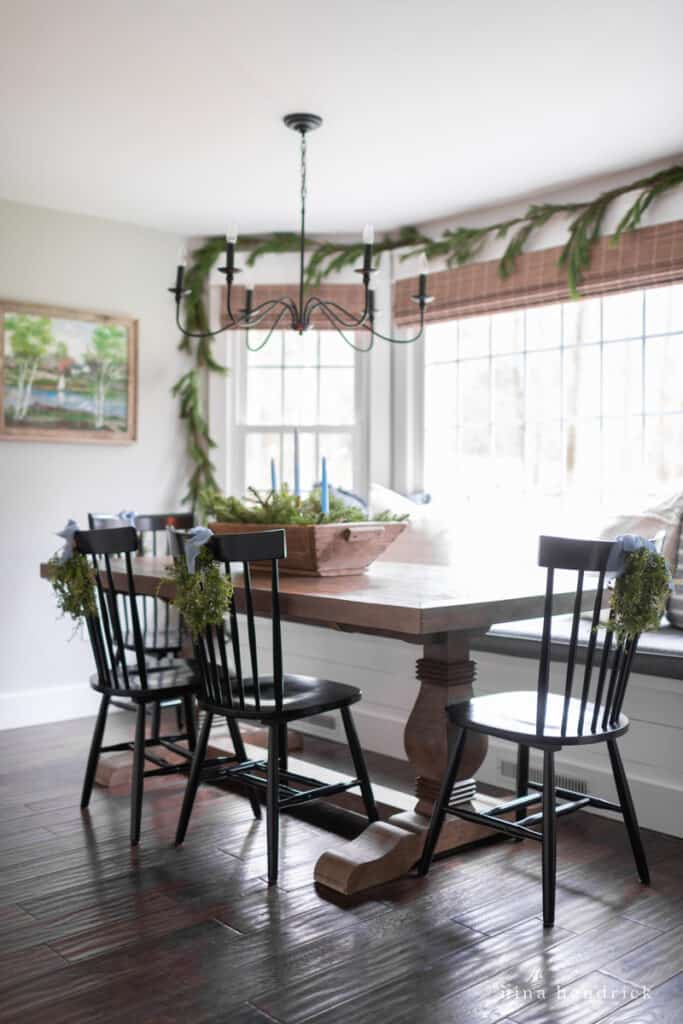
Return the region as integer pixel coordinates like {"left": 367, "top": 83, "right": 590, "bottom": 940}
{"left": 226, "top": 327, "right": 370, "bottom": 500}
{"left": 413, "top": 282, "right": 683, "bottom": 506}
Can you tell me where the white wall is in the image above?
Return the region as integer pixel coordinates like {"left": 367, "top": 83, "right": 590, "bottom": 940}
{"left": 0, "top": 199, "right": 189, "bottom": 729}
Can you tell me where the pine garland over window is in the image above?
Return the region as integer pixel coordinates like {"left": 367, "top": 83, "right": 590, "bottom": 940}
{"left": 175, "top": 164, "right": 683, "bottom": 509}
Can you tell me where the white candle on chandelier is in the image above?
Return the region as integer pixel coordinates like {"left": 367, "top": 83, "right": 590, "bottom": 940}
{"left": 363, "top": 224, "right": 374, "bottom": 274}
{"left": 418, "top": 253, "right": 428, "bottom": 300}
{"left": 177, "top": 244, "right": 188, "bottom": 268}
{"left": 226, "top": 224, "right": 238, "bottom": 244}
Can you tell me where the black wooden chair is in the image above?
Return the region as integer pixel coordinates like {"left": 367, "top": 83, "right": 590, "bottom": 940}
{"left": 418, "top": 536, "right": 650, "bottom": 928}
{"left": 88, "top": 512, "right": 195, "bottom": 736}
{"left": 76, "top": 525, "right": 199, "bottom": 844}
{"left": 170, "top": 528, "right": 378, "bottom": 885}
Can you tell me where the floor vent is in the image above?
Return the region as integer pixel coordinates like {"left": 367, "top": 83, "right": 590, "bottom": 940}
{"left": 304, "top": 713, "right": 337, "bottom": 731}
{"left": 499, "top": 758, "right": 588, "bottom": 795}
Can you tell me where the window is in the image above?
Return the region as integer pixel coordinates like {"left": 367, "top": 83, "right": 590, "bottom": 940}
{"left": 235, "top": 329, "right": 364, "bottom": 496}
{"left": 423, "top": 282, "right": 683, "bottom": 540}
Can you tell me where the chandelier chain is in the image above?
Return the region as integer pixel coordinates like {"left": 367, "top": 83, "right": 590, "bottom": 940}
{"left": 300, "top": 131, "right": 307, "bottom": 222}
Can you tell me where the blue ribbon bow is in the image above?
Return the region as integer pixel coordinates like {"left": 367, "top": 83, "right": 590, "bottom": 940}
{"left": 184, "top": 526, "right": 213, "bottom": 573}
{"left": 56, "top": 519, "right": 80, "bottom": 563}
{"left": 118, "top": 509, "right": 137, "bottom": 526}
{"left": 607, "top": 534, "right": 658, "bottom": 577}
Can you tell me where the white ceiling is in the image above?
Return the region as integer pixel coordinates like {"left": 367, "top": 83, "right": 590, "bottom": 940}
{"left": 1, "top": 1, "right": 682, "bottom": 237}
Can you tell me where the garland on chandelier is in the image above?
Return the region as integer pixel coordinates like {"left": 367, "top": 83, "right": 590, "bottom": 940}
{"left": 175, "top": 163, "right": 683, "bottom": 510}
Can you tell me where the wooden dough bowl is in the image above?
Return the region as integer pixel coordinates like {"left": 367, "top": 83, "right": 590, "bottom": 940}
{"left": 208, "top": 521, "right": 407, "bottom": 576}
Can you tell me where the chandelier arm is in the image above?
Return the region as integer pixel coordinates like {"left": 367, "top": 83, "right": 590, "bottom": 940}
{"left": 175, "top": 307, "right": 232, "bottom": 340}
{"left": 226, "top": 278, "right": 295, "bottom": 326}
{"left": 245, "top": 306, "right": 290, "bottom": 352}
{"left": 303, "top": 295, "right": 370, "bottom": 330}
{"left": 243, "top": 297, "right": 299, "bottom": 329}
{"left": 368, "top": 307, "right": 426, "bottom": 345}
{"left": 225, "top": 283, "right": 298, "bottom": 329}
{"left": 315, "top": 304, "right": 375, "bottom": 353}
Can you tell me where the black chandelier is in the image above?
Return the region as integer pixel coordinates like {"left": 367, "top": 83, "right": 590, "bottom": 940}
{"left": 169, "top": 113, "right": 432, "bottom": 351}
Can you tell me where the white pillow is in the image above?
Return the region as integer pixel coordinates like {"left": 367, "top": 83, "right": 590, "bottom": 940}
{"left": 369, "top": 483, "right": 453, "bottom": 565}
{"left": 599, "top": 486, "right": 683, "bottom": 569}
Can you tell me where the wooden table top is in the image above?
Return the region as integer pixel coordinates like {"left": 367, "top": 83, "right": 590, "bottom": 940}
{"left": 41, "top": 556, "right": 590, "bottom": 642}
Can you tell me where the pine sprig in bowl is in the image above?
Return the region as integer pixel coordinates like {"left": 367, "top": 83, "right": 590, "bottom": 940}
{"left": 199, "top": 485, "right": 408, "bottom": 526}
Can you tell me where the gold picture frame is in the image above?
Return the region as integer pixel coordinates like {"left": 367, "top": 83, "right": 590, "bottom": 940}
{"left": 0, "top": 300, "right": 137, "bottom": 444}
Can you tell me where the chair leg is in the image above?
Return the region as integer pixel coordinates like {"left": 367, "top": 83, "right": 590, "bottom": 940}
{"left": 175, "top": 700, "right": 185, "bottom": 732}
{"left": 418, "top": 727, "right": 467, "bottom": 877}
{"left": 130, "top": 704, "right": 147, "bottom": 846}
{"left": 226, "top": 717, "right": 262, "bottom": 820}
{"left": 182, "top": 694, "right": 197, "bottom": 751}
{"left": 516, "top": 744, "right": 530, "bottom": 822}
{"left": 266, "top": 725, "right": 280, "bottom": 886}
{"left": 278, "top": 723, "right": 288, "bottom": 772}
{"left": 81, "top": 694, "right": 110, "bottom": 809}
{"left": 150, "top": 701, "right": 161, "bottom": 741}
{"left": 608, "top": 739, "right": 650, "bottom": 885}
{"left": 542, "top": 749, "right": 557, "bottom": 927}
{"left": 340, "top": 705, "right": 378, "bottom": 823}
{"left": 175, "top": 712, "right": 213, "bottom": 845}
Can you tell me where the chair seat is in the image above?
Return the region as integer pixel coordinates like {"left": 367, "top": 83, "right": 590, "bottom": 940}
{"left": 90, "top": 666, "right": 198, "bottom": 703}
{"left": 448, "top": 690, "right": 629, "bottom": 746}
{"left": 200, "top": 673, "right": 362, "bottom": 721}
{"left": 123, "top": 629, "right": 183, "bottom": 656}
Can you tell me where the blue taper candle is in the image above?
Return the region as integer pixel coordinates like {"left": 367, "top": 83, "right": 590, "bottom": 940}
{"left": 293, "top": 429, "right": 301, "bottom": 498}
{"left": 270, "top": 457, "right": 277, "bottom": 493}
{"left": 320, "top": 456, "right": 329, "bottom": 515}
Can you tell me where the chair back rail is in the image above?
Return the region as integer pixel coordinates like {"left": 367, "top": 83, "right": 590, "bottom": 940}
{"left": 536, "top": 536, "right": 639, "bottom": 736}
{"left": 76, "top": 526, "right": 149, "bottom": 692}
{"left": 168, "top": 528, "right": 287, "bottom": 711}
{"left": 88, "top": 512, "right": 193, "bottom": 655}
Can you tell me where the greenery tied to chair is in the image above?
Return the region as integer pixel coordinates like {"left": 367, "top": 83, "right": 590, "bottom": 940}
{"left": 46, "top": 553, "right": 97, "bottom": 626}
{"left": 199, "top": 484, "right": 409, "bottom": 526}
{"left": 607, "top": 547, "right": 671, "bottom": 641}
{"left": 167, "top": 546, "right": 233, "bottom": 639}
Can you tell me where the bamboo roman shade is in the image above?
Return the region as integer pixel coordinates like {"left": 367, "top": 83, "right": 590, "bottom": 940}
{"left": 394, "top": 220, "right": 683, "bottom": 325}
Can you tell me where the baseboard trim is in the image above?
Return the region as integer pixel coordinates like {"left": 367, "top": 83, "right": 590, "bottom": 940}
{"left": 0, "top": 685, "right": 114, "bottom": 731}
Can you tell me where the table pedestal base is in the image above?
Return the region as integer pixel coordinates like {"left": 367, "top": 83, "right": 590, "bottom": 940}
{"left": 314, "top": 631, "right": 493, "bottom": 894}
{"left": 313, "top": 795, "right": 505, "bottom": 895}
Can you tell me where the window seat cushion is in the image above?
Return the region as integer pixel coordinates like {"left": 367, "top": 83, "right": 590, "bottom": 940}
{"left": 472, "top": 614, "right": 683, "bottom": 681}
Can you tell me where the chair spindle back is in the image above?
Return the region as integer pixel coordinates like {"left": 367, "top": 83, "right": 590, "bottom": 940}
{"left": 88, "top": 512, "right": 194, "bottom": 656}
{"left": 536, "top": 536, "right": 639, "bottom": 736}
{"left": 168, "top": 529, "right": 286, "bottom": 711}
{"left": 76, "top": 526, "right": 148, "bottom": 692}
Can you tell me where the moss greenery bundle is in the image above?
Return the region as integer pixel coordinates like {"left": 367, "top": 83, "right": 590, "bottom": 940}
{"left": 46, "top": 553, "right": 97, "bottom": 626}
{"left": 167, "top": 545, "right": 233, "bottom": 639}
{"left": 608, "top": 547, "right": 671, "bottom": 641}
{"left": 199, "top": 485, "right": 409, "bottom": 526}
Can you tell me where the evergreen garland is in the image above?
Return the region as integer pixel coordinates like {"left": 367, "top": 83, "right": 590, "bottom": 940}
{"left": 175, "top": 164, "right": 683, "bottom": 509}
{"left": 46, "top": 553, "right": 97, "bottom": 627}
{"left": 200, "top": 484, "right": 408, "bottom": 525}
{"left": 167, "top": 545, "right": 233, "bottom": 639}
{"left": 608, "top": 548, "right": 671, "bottom": 642}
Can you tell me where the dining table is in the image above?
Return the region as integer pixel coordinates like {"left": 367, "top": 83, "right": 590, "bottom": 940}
{"left": 41, "top": 554, "right": 588, "bottom": 894}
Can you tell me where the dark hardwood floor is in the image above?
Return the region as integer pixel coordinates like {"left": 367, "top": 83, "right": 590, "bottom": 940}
{"left": 0, "top": 710, "right": 681, "bottom": 1023}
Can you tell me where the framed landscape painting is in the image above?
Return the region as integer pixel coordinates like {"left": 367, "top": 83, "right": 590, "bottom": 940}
{"left": 0, "top": 301, "right": 137, "bottom": 443}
